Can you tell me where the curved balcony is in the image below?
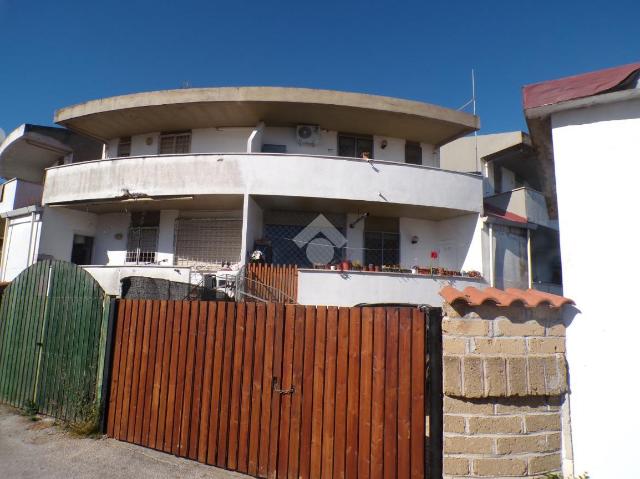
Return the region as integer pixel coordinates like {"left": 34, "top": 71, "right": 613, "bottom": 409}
{"left": 42, "top": 153, "right": 482, "bottom": 213}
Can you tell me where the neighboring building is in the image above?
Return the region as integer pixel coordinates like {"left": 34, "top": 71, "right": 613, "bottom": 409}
{"left": 0, "top": 87, "right": 490, "bottom": 304}
{"left": 441, "top": 132, "right": 562, "bottom": 293}
{"left": 524, "top": 62, "right": 640, "bottom": 478}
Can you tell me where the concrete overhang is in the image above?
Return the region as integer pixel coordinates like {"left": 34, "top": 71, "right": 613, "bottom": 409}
{"left": 54, "top": 87, "right": 480, "bottom": 146}
{"left": 0, "top": 124, "right": 72, "bottom": 183}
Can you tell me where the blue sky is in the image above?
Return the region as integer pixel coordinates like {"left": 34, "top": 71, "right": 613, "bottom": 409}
{"left": 1, "top": 0, "right": 639, "bottom": 138}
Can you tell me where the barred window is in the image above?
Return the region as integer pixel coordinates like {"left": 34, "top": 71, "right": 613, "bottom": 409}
{"left": 159, "top": 131, "right": 191, "bottom": 154}
{"left": 174, "top": 218, "right": 242, "bottom": 271}
{"left": 117, "top": 136, "right": 132, "bottom": 157}
{"left": 126, "top": 212, "right": 160, "bottom": 264}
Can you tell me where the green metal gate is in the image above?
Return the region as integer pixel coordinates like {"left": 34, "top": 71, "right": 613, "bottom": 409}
{"left": 0, "top": 260, "right": 111, "bottom": 421}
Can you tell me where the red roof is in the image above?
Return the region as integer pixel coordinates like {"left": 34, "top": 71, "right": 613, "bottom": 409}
{"left": 440, "top": 286, "right": 573, "bottom": 309}
{"left": 523, "top": 62, "right": 640, "bottom": 110}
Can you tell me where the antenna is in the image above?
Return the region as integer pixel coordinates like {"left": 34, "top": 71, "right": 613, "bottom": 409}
{"left": 472, "top": 69, "right": 479, "bottom": 172}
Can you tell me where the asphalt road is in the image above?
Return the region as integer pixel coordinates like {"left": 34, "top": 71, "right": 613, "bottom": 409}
{"left": 0, "top": 405, "right": 251, "bottom": 479}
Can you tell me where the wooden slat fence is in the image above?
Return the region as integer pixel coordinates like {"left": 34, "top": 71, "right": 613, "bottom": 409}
{"left": 244, "top": 264, "right": 298, "bottom": 303}
{"left": 106, "top": 299, "right": 427, "bottom": 478}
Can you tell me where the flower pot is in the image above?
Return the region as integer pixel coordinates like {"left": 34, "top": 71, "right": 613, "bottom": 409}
{"left": 341, "top": 260, "right": 350, "bottom": 271}
{"left": 374, "top": 265, "right": 381, "bottom": 272}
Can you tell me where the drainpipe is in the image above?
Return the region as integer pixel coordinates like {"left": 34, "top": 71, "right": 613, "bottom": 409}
{"left": 26, "top": 211, "right": 36, "bottom": 266}
{"left": 527, "top": 228, "right": 533, "bottom": 289}
{"left": 488, "top": 223, "right": 495, "bottom": 287}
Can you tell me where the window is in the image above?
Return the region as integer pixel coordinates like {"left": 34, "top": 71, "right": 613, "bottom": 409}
{"left": 71, "top": 235, "right": 94, "bottom": 265}
{"left": 174, "top": 217, "right": 242, "bottom": 270}
{"left": 159, "top": 131, "right": 191, "bottom": 154}
{"left": 363, "top": 216, "right": 400, "bottom": 267}
{"left": 261, "top": 144, "right": 287, "bottom": 153}
{"left": 126, "top": 212, "right": 159, "bottom": 264}
{"left": 117, "top": 136, "right": 132, "bottom": 157}
{"left": 405, "top": 141, "right": 422, "bottom": 165}
{"left": 338, "top": 133, "right": 374, "bottom": 159}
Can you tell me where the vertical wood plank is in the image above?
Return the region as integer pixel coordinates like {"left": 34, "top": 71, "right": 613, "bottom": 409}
{"left": 358, "top": 307, "right": 374, "bottom": 479}
{"left": 133, "top": 300, "right": 152, "bottom": 444}
{"left": 106, "top": 300, "right": 126, "bottom": 437}
{"left": 178, "top": 302, "right": 198, "bottom": 456}
{"left": 163, "top": 301, "right": 183, "bottom": 452}
{"left": 370, "top": 308, "right": 386, "bottom": 479}
{"left": 206, "top": 302, "right": 228, "bottom": 464}
{"left": 286, "top": 306, "right": 306, "bottom": 479}
{"left": 266, "top": 304, "right": 284, "bottom": 479}
{"left": 237, "top": 302, "right": 256, "bottom": 473}
{"left": 333, "top": 307, "right": 350, "bottom": 479}
{"left": 298, "top": 305, "right": 317, "bottom": 479}
{"left": 127, "top": 300, "right": 146, "bottom": 442}
{"left": 251, "top": 303, "right": 269, "bottom": 476}
{"left": 197, "top": 302, "right": 218, "bottom": 463}
{"left": 156, "top": 301, "right": 175, "bottom": 450}
{"left": 383, "top": 309, "right": 399, "bottom": 479}
{"left": 410, "top": 309, "right": 426, "bottom": 479}
{"left": 148, "top": 300, "right": 168, "bottom": 449}
{"left": 309, "top": 306, "right": 327, "bottom": 478}
{"left": 113, "top": 300, "right": 133, "bottom": 440}
{"left": 227, "top": 302, "right": 246, "bottom": 470}
{"left": 120, "top": 300, "right": 140, "bottom": 441}
{"left": 397, "top": 309, "right": 412, "bottom": 479}
{"left": 277, "top": 305, "right": 296, "bottom": 478}
{"left": 345, "top": 308, "right": 361, "bottom": 479}
{"left": 216, "top": 302, "right": 237, "bottom": 466}
{"left": 321, "top": 307, "right": 338, "bottom": 479}
{"left": 187, "top": 301, "right": 209, "bottom": 460}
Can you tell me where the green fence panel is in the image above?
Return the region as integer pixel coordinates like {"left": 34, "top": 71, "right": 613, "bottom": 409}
{"left": 0, "top": 260, "right": 109, "bottom": 422}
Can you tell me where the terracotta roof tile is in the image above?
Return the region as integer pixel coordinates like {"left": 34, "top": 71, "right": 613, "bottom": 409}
{"left": 439, "top": 285, "right": 573, "bottom": 309}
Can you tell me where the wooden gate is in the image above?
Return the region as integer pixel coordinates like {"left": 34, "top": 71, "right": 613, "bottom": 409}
{"left": 0, "top": 260, "right": 111, "bottom": 420}
{"left": 106, "top": 300, "right": 427, "bottom": 478}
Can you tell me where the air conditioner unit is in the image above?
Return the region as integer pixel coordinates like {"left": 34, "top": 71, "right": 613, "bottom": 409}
{"left": 296, "top": 124, "right": 320, "bottom": 146}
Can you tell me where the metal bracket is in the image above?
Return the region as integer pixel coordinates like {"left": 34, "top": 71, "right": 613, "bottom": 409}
{"left": 272, "top": 377, "right": 295, "bottom": 395}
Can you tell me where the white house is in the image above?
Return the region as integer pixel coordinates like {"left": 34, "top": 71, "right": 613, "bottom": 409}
{"left": 524, "top": 62, "right": 640, "bottom": 478}
{"left": 0, "top": 87, "right": 491, "bottom": 304}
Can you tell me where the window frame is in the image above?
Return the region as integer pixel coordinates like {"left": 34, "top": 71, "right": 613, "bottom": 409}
{"left": 117, "top": 136, "right": 132, "bottom": 157}
{"left": 159, "top": 131, "right": 192, "bottom": 155}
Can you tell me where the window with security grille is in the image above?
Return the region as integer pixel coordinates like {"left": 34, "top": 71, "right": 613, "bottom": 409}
{"left": 117, "top": 136, "right": 132, "bottom": 157}
{"left": 159, "top": 131, "right": 191, "bottom": 154}
{"left": 405, "top": 141, "right": 422, "bottom": 165}
{"left": 126, "top": 227, "right": 158, "bottom": 264}
{"left": 174, "top": 218, "right": 242, "bottom": 270}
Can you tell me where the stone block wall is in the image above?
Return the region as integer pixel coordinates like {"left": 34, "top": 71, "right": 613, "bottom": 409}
{"left": 441, "top": 303, "right": 569, "bottom": 478}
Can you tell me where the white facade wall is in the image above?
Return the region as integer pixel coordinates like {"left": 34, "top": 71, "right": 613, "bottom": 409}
{"left": 297, "top": 269, "right": 486, "bottom": 307}
{"left": 106, "top": 127, "right": 436, "bottom": 166}
{"left": 39, "top": 207, "right": 97, "bottom": 262}
{"left": 0, "top": 179, "right": 44, "bottom": 214}
{"left": 158, "top": 210, "right": 179, "bottom": 265}
{"left": 550, "top": 97, "right": 640, "bottom": 478}
{"left": 1, "top": 211, "right": 42, "bottom": 281}
{"left": 242, "top": 195, "right": 264, "bottom": 261}
{"left": 93, "top": 212, "right": 130, "bottom": 265}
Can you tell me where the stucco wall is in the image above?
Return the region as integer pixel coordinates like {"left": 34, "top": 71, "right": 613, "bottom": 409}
{"left": 39, "top": 207, "right": 97, "bottom": 262}
{"left": 550, "top": 97, "right": 640, "bottom": 478}
{"left": 297, "top": 269, "right": 486, "bottom": 307}
{"left": 43, "top": 154, "right": 483, "bottom": 214}
{"left": 0, "top": 211, "right": 42, "bottom": 281}
{"left": 242, "top": 195, "right": 264, "bottom": 261}
{"left": 0, "top": 179, "right": 43, "bottom": 213}
{"left": 92, "top": 212, "right": 129, "bottom": 265}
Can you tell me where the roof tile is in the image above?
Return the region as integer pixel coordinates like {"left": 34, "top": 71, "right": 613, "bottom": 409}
{"left": 440, "top": 285, "right": 573, "bottom": 309}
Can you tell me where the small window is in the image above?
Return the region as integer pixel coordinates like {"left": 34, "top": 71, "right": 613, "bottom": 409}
{"left": 338, "top": 133, "right": 373, "bottom": 159}
{"left": 159, "top": 131, "right": 191, "bottom": 154}
{"left": 71, "top": 235, "right": 94, "bottom": 265}
{"left": 126, "top": 212, "right": 160, "bottom": 264}
{"left": 363, "top": 216, "right": 400, "bottom": 267}
{"left": 405, "top": 141, "right": 422, "bottom": 165}
{"left": 117, "top": 136, "right": 132, "bottom": 157}
{"left": 261, "top": 144, "right": 287, "bottom": 153}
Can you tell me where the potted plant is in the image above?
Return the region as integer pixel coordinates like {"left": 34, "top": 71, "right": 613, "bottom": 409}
{"left": 352, "top": 260, "right": 362, "bottom": 271}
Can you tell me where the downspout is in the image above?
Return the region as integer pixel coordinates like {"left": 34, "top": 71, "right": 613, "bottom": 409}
{"left": 489, "top": 223, "right": 495, "bottom": 287}
{"left": 26, "top": 211, "right": 36, "bottom": 267}
{"left": 527, "top": 228, "right": 533, "bottom": 289}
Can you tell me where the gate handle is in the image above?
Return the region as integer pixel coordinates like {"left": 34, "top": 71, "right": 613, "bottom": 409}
{"left": 272, "top": 377, "right": 295, "bottom": 395}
